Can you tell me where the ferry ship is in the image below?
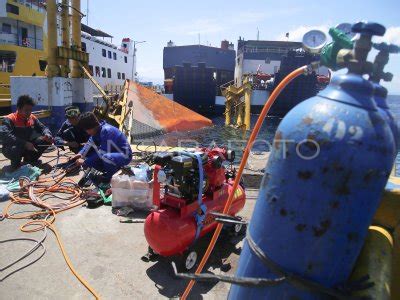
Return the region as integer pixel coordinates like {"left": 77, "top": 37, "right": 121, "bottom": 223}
{"left": 230, "top": 38, "right": 329, "bottom": 116}
{"left": 163, "top": 40, "right": 235, "bottom": 115}
{"left": 0, "top": 0, "right": 134, "bottom": 106}
{"left": 163, "top": 38, "right": 328, "bottom": 117}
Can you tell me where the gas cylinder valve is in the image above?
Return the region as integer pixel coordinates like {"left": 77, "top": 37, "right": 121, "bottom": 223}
{"left": 370, "top": 42, "right": 400, "bottom": 83}
{"left": 336, "top": 22, "right": 385, "bottom": 75}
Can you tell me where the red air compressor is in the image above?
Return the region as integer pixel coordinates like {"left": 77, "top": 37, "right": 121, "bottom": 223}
{"left": 143, "top": 147, "right": 246, "bottom": 270}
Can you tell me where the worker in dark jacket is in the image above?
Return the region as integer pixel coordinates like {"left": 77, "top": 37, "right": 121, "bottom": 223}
{"left": 71, "top": 112, "right": 132, "bottom": 181}
{"left": 55, "top": 106, "right": 89, "bottom": 153}
{"left": 2, "top": 95, "right": 53, "bottom": 169}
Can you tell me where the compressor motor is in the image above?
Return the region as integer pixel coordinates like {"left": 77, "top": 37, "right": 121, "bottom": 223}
{"left": 152, "top": 148, "right": 236, "bottom": 201}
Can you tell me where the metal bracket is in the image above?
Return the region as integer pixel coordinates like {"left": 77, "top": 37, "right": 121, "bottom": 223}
{"left": 171, "top": 262, "right": 286, "bottom": 286}
{"left": 209, "top": 212, "right": 247, "bottom": 226}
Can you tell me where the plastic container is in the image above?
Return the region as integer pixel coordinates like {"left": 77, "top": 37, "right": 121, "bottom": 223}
{"left": 111, "top": 173, "right": 153, "bottom": 209}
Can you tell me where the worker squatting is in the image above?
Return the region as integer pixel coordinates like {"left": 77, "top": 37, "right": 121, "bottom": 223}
{"left": 1, "top": 95, "right": 132, "bottom": 183}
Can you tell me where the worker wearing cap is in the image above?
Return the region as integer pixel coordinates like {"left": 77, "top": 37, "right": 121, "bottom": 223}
{"left": 71, "top": 112, "right": 132, "bottom": 182}
{"left": 55, "top": 106, "right": 89, "bottom": 153}
{"left": 1, "top": 95, "right": 53, "bottom": 169}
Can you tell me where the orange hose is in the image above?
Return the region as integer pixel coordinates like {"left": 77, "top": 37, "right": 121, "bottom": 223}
{"left": 2, "top": 173, "right": 100, "bottom": 299}
{"left": 180, "top": 66, "right": 307, "bottom": 299}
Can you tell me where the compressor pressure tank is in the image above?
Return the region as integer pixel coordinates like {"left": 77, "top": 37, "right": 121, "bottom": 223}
{"left": 229, "top": 22, "right": 396, "bottom": 299}
{"left": 144, "top": 181, "right": 245, "bottom": 256}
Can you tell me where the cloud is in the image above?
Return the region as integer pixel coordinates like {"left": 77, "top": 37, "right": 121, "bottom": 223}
{"left": 375, "top": 26, "right": 400, "bottom": 45}
{"left": 277, "top": 25, "right": 400, "bottom": 45}
{"left": 276, "top": 25, "right": 331, "bottom": 42}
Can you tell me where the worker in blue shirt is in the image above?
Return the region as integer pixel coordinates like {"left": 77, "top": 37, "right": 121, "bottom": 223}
{"left": 71, "top": 112, "right": 132, "bottom": 182}
{"left": 54, "top": 106, "right": 89, "bottom": 153}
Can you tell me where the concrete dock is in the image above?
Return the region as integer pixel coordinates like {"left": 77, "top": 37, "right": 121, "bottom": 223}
{"left": 0, "top": 148, "right": 266, "bottom": 299}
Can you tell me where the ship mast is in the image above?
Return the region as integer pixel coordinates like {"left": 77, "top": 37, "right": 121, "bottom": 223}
{"left": 86, "top": 0, "right": 89, "bottom": 25}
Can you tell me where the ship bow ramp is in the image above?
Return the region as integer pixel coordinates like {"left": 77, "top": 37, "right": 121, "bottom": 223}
{"left": 128, "top": 82, "right": 212, "bottom": 138}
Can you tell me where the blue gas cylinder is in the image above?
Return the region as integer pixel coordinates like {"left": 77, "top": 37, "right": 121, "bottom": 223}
{"left": 373, "top": 83, "right": 399, "bottom": 152}
{"left": 229, "top": 74, "right": 395, "bottom": 299}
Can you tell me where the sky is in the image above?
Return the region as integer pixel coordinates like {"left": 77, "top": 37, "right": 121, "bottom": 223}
{"left": 86, "top": 0, "right": 400, "bottom": 93}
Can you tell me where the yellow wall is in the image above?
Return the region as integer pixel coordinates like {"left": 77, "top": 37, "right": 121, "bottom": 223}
{"left": 0, "top": 45, "right": 46, "bottom": 95}
{"left": 6, "top": 0, "right": 45, "bottom": 27}
{"left": 0, "top": 1, "right": 47, "bottom": 96}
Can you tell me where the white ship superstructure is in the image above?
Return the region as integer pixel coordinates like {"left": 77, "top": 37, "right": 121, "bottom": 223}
{"left": 79, "top": 25, "right": 135, "bottom": 90}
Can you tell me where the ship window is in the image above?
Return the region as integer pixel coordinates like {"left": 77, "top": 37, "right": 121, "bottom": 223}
{"left": 0, "top": 50, "right": 16, "bottom": 73}
{"left": 121, "top": 73, "right": 125, "bottom": 80}
{"left": 124, "top": 56, "right": 127, "bottom": 63}
{"left": 39, "top": 60, "right": 47, "bottom": 71}
{"left": 117, "top": 72, "right": 121, "bottom": 79}
{"left": 108, "top": 51, "right": 111, "bottom": 59}
{"left": 107, "top": 68, "right": 111, "bottom": 78}
{"left": 101, "top": 67, "right": 106, "bottom": 78}
{"left": 88, "top": 65, "right": 94, "bottom": 75}
{"left": 102, "top": 49, "right": 106, "bottom": 57}
{"left": 81, "top": 42, "right": 87, "bottom": 52}
{"left": 113, "top": 52, "right": 117, "bottom": 60}
{"left": 95, "top": 66, "right": 100, "bottom": 77}
{"left": 2, "top": 23, "right": 11, "bottom": 34}
{"left": 6, "top": 4, "right": 19, "bottom": 15}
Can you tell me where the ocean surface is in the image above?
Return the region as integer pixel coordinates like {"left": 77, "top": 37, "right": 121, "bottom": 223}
{"left": 140, "top": 95, "right": 400, "bottom": 173}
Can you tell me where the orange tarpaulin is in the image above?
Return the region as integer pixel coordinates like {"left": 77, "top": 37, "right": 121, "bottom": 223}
{"left": 127, "top": 81, "right": 212, "bottom": 134}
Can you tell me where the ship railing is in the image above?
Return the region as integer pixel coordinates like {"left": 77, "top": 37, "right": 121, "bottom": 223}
{"left": 220, "top": 79, "right": 235, "bottom": 91}
{"left": 0, "top": 33, "right": 18, "bottom": 45}
{"left": 0, "top": 33, "right": 43, "bottom": 50}
{"left": 11, "top": 0, "right": 46, "bottom": 12}
{"left": 244, "top": 46, "right": 292, "bottom": 54}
